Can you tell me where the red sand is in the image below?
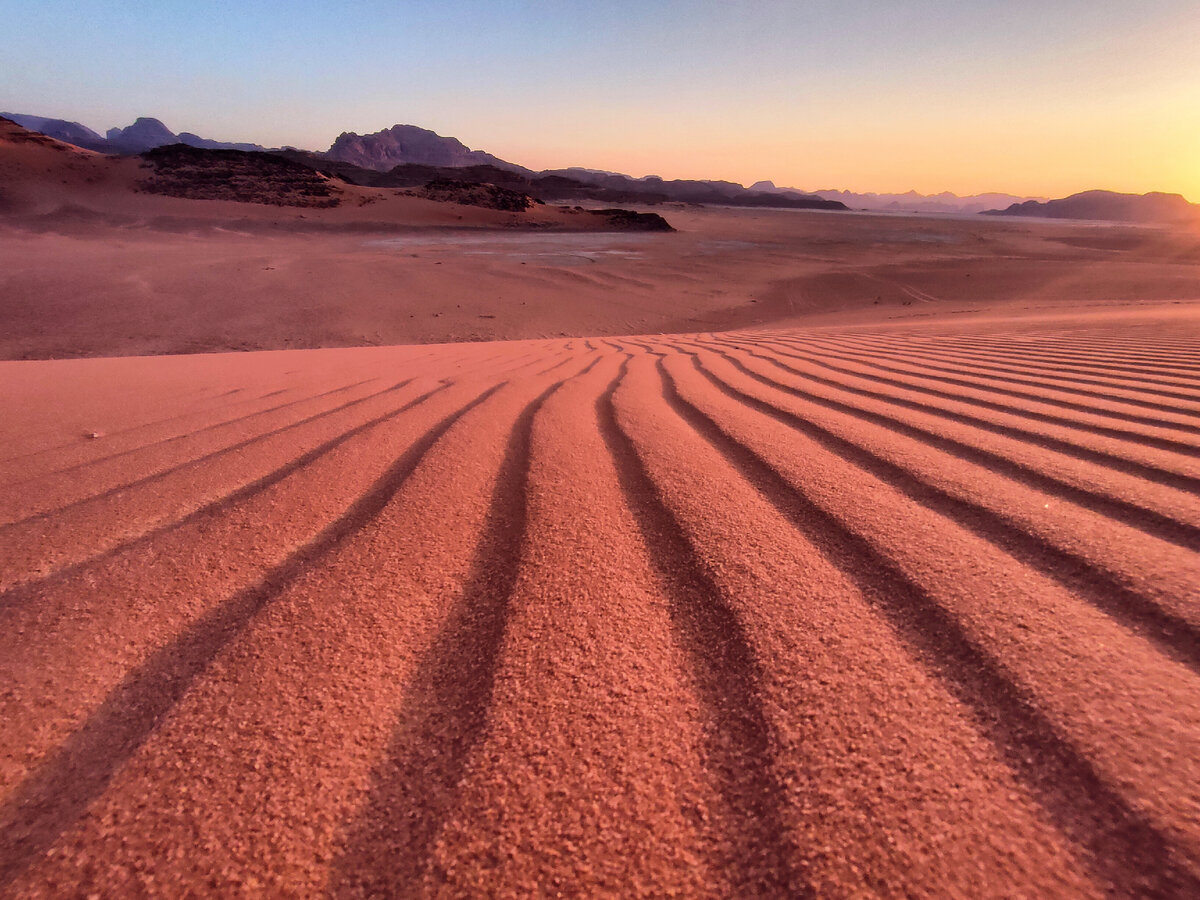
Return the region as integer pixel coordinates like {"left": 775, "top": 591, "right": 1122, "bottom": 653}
{"left": 1, "top": 313, "right": 1198, "bottom": 896}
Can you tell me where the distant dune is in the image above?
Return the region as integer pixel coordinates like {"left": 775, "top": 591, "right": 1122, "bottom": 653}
{"left": 983, "top": 189, "right": 1199, "bottom": 224}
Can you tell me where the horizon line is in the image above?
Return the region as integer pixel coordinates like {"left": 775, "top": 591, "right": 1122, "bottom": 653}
{"left": 4, "top": 105, "right": 1195, "bottom": 205}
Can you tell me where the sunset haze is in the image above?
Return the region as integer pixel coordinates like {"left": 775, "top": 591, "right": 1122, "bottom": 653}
{"left": 3, "top": 0, "right": 1198, "bottom": 199}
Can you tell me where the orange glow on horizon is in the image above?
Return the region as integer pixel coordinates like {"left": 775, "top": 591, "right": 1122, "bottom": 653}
{"left": 484, "top": 79, "right": 1200, "bottom": 203}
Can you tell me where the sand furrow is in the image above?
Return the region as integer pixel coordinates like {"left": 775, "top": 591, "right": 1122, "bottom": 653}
{"left": 597, "top": 352, "right": 802, "bottom": 896}
{"left": 361, "top": 354, "right": 719, "bottom": 896}
{"left": 0, "top": 374, "right": 282, "bottom": 468}
{"left": 652, "top": 345, "right": 1200, "bottom": 894}
{"left": 713, "top": 335, "right": 1200, "bottom": 479}
{"left": 808, "top": 332, "right": 1200, "bottom": 391}
{"left": 763, "top": 334, "right": 1200, "bottom": 434}
{"left": 724, "top": 336, "right": 1200, "bottom": 513}
{"left": 0, "top": 374, "right": 516, "bottom": 894}
{"left": 2, "top": 353, "right": 607, "bottom": 898}
{"left": 0, "top": 339, "right": 474, "bottom": 477}
{"left": 332, "top": 373, "right": 572, "bottom": 896}
{"left": 603, "top": 350, "right": 1102, "bottom": 896}
{"left": 798, "top": 333, "right": 1200, "bottom": 418}
{"left": 977, "top": 332, "right": 1200, "bottom": 353}
{"left": 906, "top": 336, "right": 1200, "bottom": 384}
{"left": 664, "top": 345, "right": 1200, "bottom": 667}
{"left": 0, "top": 383, "right": 303, "bottom": 476}
{"left": 884, "top": 334, "right": 1200, "bottom": 365}
{"left": 915, "top": 328, "right": 1200, "bottom": 355}
{"left": 0, "top": 379, "right": 441, "bottom": 588}
{"left": 0, "top": 379, "right": 491, "bottom": 805}
{"left": 1, "top": 378, "right": 381, "bottom": 491}
{"left": 824, "top": 334, "right": 1200, "bottom": 406}
{"left": 929, "top": 335, "right": 1200, "bottom": 370}
{"left": 693, "top": 339, "right": 1200, "bottom": 541}
{"left": 0, "top": 377, "right": 395, "bottom": 524}
{"left": 0, "top": 383, "right": 452, "bottom": 600}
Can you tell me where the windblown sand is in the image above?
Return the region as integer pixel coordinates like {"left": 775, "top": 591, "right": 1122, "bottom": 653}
{"left": 1, "top": 299, "right": 1198, "bottom": 895}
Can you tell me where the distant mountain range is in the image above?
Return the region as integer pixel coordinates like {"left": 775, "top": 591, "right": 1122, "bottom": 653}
{"left": 1, "top": 113, "right": 267, "bottom": 155}
{"left": 318, "top": 126, "right": 843, "bottom": 208}
{"left": 982, "top": 190, "right": 1199, "bottom": 224}
{"left": 2, "top": 112, "right": 844, "bottom": 211}
{"left": 8, "top": 111, "right": 1194, "bottom": 222}
{"left": 0, "top": 113, "right": 110, "bottom": 152}
{"left": 262, "top": 155, "right": 839, "bottom": 210}
{"left": 750, "top": 181, "right": 1037, "bottom": 215}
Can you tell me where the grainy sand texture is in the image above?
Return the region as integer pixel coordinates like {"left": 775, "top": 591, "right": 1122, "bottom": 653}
{"left": 1, "top": 308, "right": 1198, "bottom": 896}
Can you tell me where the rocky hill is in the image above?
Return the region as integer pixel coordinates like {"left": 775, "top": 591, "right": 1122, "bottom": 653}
{"left": 324, "top": 124, "right": 518, "bottom": 172}
{"left": 108, "top": 118, "right": 268, "bottom": 154}
{"left": 982, "top": 190, "right": 1198, "bottom": 224}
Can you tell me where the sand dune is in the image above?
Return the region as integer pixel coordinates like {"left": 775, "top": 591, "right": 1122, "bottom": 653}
{"left": 1, "top": 317, "right": 1198, "bottom": 896}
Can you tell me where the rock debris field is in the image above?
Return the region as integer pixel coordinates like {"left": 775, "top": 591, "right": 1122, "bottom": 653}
{"left": 1, "top": 322, "right": 1199, "bottom": 897}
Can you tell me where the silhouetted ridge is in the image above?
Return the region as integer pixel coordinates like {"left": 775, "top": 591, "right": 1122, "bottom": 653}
{"left": 1, "top": 113, "right": 110, "bottom": 152}
{"left": 7, "top": 112, "right": 848, "bottom": 210}
{"left": 324, "top": 123, "right": 520, "bottom": 172}
{"left": 983, "top": 190, "right": 1199, "bottom": 223}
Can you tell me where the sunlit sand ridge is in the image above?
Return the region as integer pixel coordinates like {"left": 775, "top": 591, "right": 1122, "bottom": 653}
{"left": 1, "top": 316, "right": 1198, "bottom": 896}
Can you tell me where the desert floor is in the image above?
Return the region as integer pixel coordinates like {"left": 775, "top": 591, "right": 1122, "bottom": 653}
{"left": 4, "top": 204, "right": 1200, "bottom": 358}
{"left": 1, "top": 206, "right": 1199, "bottom": 896}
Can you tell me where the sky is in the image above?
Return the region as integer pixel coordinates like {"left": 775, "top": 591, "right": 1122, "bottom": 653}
{"left": 2, "top": 0, "right": 1198, "bottom": 200}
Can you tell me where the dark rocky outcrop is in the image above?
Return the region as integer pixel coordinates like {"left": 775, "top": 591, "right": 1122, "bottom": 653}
{"left": 277, "top": 156, "right": 843, "bottom": 210}
{"left": 137, "top": 144, "right": 340, "bottom": 207}
{"left": 175, "top": 132, "right": 269, "bottom": 153}
{"left": 418, "top": 179, "right": 533, "bottom": 211}
{"left": 587, "top": 209, "right": 674, "bottom": 231}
